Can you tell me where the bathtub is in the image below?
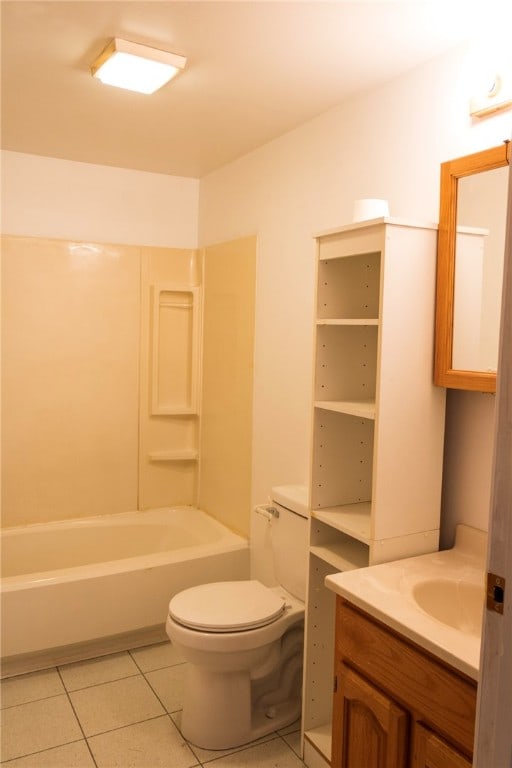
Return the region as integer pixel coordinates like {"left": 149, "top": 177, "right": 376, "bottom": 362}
{"left": 1, "top": 507, "right": 249, "bottom": 676}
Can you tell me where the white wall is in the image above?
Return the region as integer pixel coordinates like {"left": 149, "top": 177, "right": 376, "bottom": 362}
{"left": 199, "top": 42, "right": 512, "bottom": 562}
{"left": 1, "top": 151, "right": 199, "bottom": 248}
{"left": 442, "top": 390, "right": 496, "bottom": 543}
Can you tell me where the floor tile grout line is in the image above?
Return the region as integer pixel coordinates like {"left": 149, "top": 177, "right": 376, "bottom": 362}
{"left": 0, "top": 689, "right": 67, "bottom": 712}
{"left": 136, "top": 652, "right": 267, "bottom": 764}
{"left": 0, "top": 737, "right": 88, "bottom": 767}
{"left": 56, "top": 666, "right": 99, "bottom": 768}
{"left": 58, "top": 655, "right": 185, "bottom": 699}
{"left": 167, "top": 713, "right": 203, "bottom": 764}
{"left": 277, "top": 732, "right": 307, "bottom": 765}
{"left": 133, "top": 660, "right": 187, "bottom": 673}
{"left": 83, "top": 711, "right": 178, "bottom": 741}
{"left": 59, "top": 670, "right": 143, "bottom": 694}
{"left": 127, "top": 648, "right": 146, "bottom": 675}
{"left": 56, "top": 648, "right": 146, "bottom": 692}
{"left": 139, "top": 664, "right": 183, "bottom": 717}
{"left": 164, "top": 713, "right": 207, "bottom": 767}
{"left": 134, "top": 670, "right": 206, "bottom": 765}
{"left": 57, "top": 664, "right": 190, "bottom": 766}
{"left": 128, "top": 647, "right": 187, "bottom": 676}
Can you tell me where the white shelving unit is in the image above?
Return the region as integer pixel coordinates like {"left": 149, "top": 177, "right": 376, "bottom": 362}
{"left": 302, "top": 218, "right": 446, "bottom": 768}
{"left": 148, "top": 449, "right": 199, "bottom": 462}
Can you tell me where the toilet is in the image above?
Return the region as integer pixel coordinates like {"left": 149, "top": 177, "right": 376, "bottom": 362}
{"left": 165, "top": 485, "right": 309, "bottom": 750}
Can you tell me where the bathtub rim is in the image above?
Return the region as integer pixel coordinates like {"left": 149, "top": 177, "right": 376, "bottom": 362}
{"left": 1, "top": 506, "right": 248, "bottom": 591}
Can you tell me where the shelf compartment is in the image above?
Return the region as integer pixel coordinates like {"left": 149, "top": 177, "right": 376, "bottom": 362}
{"left": 312, "top": 409, "right": 374, "bottom": 510}
{"left": 315, "top": 324, "right": 378, "bottom": 403}
{"left": 317, "top": 318, "right": 379, "bottom": 326}
{"left": 315, "top": 400, "right": 376, "bottom": 419}
{"left": 303, "top": 556, "right": 337, "bottom": 750}
{"left": 313, "top": 502, "right": 371, "bottom": 545}
{"left": 150, "top": 284, "right": 201, "bottom": 416}
{"left": 304, "top": 723, "right": 332, "bottom": 765}
{"left": 310, "top": 543, "right": 369, "bottom": 572}
{"left": 317, "top": 252, "right": 380, "bottom": 320}
{"left": 148, "top": 449, "right": 199, "bottom": 462}
{"left": 310, "top": 517, "right": 369, "bottom": 570}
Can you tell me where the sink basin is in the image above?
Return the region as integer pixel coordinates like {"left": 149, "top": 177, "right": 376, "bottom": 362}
{"left": 325, "top": 525, "right": 488, "bottom": 678}
{"left": 412, "top": 579, "right": 484, "bottom": 635}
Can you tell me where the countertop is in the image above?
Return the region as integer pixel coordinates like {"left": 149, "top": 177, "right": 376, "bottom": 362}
{"left": 325, "top": 524, "right": 487, "bottom": 680}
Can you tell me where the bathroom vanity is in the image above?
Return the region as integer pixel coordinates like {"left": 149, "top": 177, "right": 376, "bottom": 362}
{"left": 324, "top": 524, "right": 485, "bottom": 768}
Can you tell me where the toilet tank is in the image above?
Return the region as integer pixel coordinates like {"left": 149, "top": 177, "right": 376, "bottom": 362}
{"left": 270, "top": 485, "right": 309, "bottom": 602}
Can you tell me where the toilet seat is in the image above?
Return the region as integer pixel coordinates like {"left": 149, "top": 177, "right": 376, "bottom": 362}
{"left": 168, "top": 580, "right": 286, "bottom": 632}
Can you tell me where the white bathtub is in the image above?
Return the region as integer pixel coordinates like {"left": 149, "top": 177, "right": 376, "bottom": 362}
{"left": 0, "top": 507, "right": 249, "bottom": 676}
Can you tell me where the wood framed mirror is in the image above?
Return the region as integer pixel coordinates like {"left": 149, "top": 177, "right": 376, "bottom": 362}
{"left": 434, "top": 142, "right": 511, "bottom": 392}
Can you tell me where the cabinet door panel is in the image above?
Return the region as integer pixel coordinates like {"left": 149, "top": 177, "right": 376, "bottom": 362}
{"left": 332, "top": 662, "right": 408, "bottom": 768}
{"left": 336, "top": 599, "right": 476, "bottom": 755}
{"left": 413, "top": 724, "right": 472, "bottom": 768}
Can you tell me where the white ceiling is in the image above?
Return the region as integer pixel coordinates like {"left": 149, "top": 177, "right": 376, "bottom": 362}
{"left": 0, "top": 1, "right": 496, "bottom": 178}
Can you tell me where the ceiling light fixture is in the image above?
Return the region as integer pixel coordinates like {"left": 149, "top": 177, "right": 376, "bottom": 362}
{"left": 91, "top": 38, "right": 186, "bottom": 95}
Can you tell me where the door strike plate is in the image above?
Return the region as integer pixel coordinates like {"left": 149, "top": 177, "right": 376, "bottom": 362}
{"left": 486, "top": 572, "right": 506, "bottom": 615}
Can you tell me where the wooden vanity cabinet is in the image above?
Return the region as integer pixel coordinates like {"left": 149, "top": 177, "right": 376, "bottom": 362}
{"left": 332, "top": 597, "right": 476, "bottom": 768}
{"left": 413, "top": 725, "right": 472, "bottom": 768}
{"left": 333, "top": 662, "right": 409, "bottom": 767}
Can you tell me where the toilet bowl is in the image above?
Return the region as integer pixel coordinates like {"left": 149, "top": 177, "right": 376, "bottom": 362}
{"left": 165, "top": 485, "right": 309, "bottom": 750}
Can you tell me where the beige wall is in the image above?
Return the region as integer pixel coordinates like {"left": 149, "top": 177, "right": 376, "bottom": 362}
{"left": 199, "top": 237, "right": 256, "bottom": 537}
{"left": 441, "top": 390, "right": 496, "bottom": 547}
{"left": 1, "top": 236, "right": 200, "bottom": 527}
{"left": 2, "top": 236, "right": 140, "bottom": 526}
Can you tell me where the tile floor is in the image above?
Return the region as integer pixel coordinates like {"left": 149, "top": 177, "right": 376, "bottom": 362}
{"left": 0, "top": 640, "right": 306, "bottom": 767}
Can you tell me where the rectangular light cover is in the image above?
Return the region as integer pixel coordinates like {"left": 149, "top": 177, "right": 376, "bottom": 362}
{"left": 91, "top": 39, "right": 186, "bottom": 95}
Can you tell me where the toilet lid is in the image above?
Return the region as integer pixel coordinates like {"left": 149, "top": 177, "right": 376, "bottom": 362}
{"left": 168, "top": 580, "right": 286, "bottom": 632}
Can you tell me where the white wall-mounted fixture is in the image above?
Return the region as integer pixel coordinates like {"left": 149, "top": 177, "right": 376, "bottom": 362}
{"left": 91, "top": 38, "right": 186, "bottom": 95}
{"left": 470, "top": 71, "right": 512, "bottom": 118}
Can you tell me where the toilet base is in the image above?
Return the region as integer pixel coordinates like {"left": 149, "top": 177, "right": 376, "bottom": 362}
{"left": 181, "top": 666, "right": 302, "bottom": 750}
{"left": 180, "top": 626, "right": 303, "bottom": 750}
{"left": 250, "top": 693, "right": 302, "bottom": 743}
{"left": 181, "top": 666, "right": 252, "bottom": 749}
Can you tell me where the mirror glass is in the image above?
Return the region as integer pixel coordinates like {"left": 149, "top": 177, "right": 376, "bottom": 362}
{"left": 452, "top": 166, "right": 508, "bottom": 372}
{"left": 434, "top": 143, "right": 510, "bottom": 392}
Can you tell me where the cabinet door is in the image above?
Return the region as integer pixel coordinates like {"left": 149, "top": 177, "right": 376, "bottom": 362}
{"left": 413, "top": 724, "right": 472, "bottom": 768}
{"left": 332, "top": 662, "right": 408, "bottom": 768}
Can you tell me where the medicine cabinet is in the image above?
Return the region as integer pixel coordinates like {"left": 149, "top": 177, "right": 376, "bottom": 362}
{"left": 434, "top": 142, "right": 510, "bottom": 391}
